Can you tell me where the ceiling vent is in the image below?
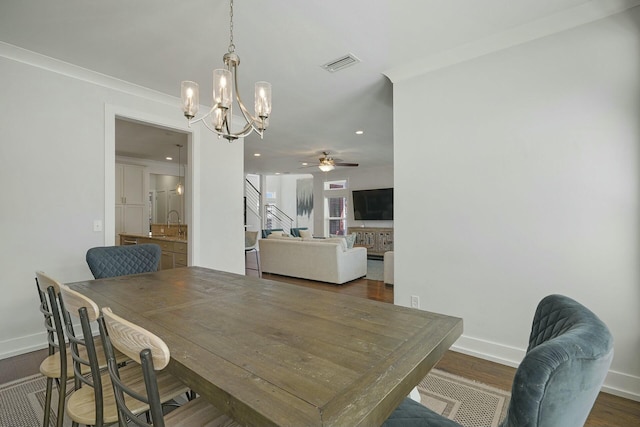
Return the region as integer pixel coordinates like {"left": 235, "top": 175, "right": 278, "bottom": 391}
{"left": 321, "top": 53, "right": 361, "bottom": 72}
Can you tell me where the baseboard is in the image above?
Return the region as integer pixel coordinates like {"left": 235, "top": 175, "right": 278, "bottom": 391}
{"left": 451, "top": 334, "right": 640, "bottom": 402}
{"left": 1, "top": 321, "right": 97, "bottom": 361}
{"left": 0, "top": 332, "right": 47, "bottom": 360}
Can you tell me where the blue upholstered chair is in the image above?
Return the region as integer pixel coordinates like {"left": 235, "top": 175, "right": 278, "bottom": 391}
{"left": 86, "top": 244, "right": 161, "bottom": 279}
{"left": 383, "top": 294, "right": 614, "bottom": 427}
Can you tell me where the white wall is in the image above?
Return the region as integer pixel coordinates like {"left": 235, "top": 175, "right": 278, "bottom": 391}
{"left": 265, "top": 174, "right": 313, "bottom": 230}
{"left": 312, "top": 166, "right": 394, "bottom": 234}
{"left": 392, "top": 8, "right": 640, "bottom": 399}
{"left": 0, "top": 44, "right": 245, "bottom": 359}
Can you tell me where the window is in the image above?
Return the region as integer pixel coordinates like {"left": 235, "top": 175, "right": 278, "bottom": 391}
{"left": 324, "top": 180, "right": 348, "bottom": 236}
{"left": 327, "top": 197, "right": 347, "bottom": 235}
{"left": 324, "top": 180, "right": 347, "bottom": 190}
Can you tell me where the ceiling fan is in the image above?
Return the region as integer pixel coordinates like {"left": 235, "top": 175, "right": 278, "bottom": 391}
{"left": 303, "top": 151, "right": 359, "bottom": 172}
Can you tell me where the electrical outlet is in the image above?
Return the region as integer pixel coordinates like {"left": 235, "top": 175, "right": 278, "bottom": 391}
{"left": 411, "top": 295, "right": 420, "bottom": 309}
{"left": 93, "top": 220, "right": 103, "bottom": 232}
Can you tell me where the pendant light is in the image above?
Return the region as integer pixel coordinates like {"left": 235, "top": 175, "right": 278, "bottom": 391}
{"left": 176, "top": 144, "right": 184, "bottom": 196}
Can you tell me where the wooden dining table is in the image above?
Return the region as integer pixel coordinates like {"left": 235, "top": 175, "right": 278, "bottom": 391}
{"left": 69, "top": 266, "right": 462, "bottom": 426}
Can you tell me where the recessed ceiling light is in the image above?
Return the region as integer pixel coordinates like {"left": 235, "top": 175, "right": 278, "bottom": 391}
{"left": 355, "top": 130, "right": 364, "bottom": 135}
{"left": 275, "top": 172, "right": 281, "bottom": 175}
{"left": 254, "top": 153, "right": 261, "bottom": 157}
{"left": 302, "top": 162, "right": 308, "bottom": 166}
{"left": 166, "top": 156, "right": 173, "bottom": 160}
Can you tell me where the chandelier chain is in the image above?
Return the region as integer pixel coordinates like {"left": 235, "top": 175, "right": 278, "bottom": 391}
{"left": 228, "top": 0, "right": 235, "bottom": 53}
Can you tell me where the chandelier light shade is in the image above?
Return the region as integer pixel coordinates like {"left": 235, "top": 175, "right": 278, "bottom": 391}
{"left": 180, "top": 0, "right": 272, "bottom": 141}
{"left": 181, "top": 82, "right": 199, "bottom": 119}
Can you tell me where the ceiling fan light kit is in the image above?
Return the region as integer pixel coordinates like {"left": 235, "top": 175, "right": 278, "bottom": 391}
{"left": 319, "top": 163, "right": 335, "bottom": 172}
{"left": 180, "top": 0, "right": 271, "bottom": 142}
{"left": 309, "top": 151, "right": 359, "bottom": 172}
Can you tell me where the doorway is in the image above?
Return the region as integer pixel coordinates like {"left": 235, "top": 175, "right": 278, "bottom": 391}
{"left": 104, "top": 105, "right": 195, "bottom": 264}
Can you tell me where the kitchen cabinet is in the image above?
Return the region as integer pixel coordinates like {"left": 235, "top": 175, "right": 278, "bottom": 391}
{"left": 116, "top": 163, "right": 145, "bottom": 205}
{"left": 115, "top": 163, "right": 147, "bottom": 242}
{"left": 119, "top": 234, "right": 188, "bottom": 270}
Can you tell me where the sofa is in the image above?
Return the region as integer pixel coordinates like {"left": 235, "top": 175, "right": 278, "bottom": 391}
{"left": 258, "top": 236, "right": 367, "bottom": 284}
{"left": 262, "top": 227, "right": 309, "bottom": 238}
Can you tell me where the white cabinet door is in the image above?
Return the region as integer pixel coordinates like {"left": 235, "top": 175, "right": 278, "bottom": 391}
{"left": 116, "top": 163, "right": 147, "bottom": 241}
{"left": 123, "top": 205, "right": 145, "bottom": 234}
{"left": 115, "top": 164, "right": 124, "bottom": 204}
{"left": 123, "top": 164, "right": 145, "bottom": 205}
{"left": 115, "top": 205, "right": 123, "bottom": 243}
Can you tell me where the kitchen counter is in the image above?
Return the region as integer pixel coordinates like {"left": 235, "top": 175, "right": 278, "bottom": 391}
{"left": 119, "top": 233, "right": 188, "bottom": 269}
{"left": 119, "top": 233, "right": 187, "bottom": 244}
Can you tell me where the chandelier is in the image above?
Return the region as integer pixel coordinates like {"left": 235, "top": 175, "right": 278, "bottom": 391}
{"left": 180, "top": 0, "right": 272, "bottom": 141}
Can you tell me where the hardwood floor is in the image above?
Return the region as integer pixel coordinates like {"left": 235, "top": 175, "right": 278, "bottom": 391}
{"left": 253, "top": 263, "right": 640, "bottom": 427}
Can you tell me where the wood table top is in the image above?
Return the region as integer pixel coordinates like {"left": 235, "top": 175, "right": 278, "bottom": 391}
{"left": 70, "top": 266, "right": 462, "bottom": 426}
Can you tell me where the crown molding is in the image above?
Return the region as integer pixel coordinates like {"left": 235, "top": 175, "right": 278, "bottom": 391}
{"left": 385, "top": 0, "right": 640, "bottom": 83}
{"left": 0, "top": 41, "right": 177, "bottom": 106}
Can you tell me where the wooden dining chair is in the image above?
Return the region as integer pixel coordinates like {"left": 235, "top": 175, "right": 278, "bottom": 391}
{"left": 101, "top": 306, "right": 239, "bottom": 427}
{"left": 58, "top": 284, "right": 189, "bottom": 427}
{"left": 35, "top": 271, "right": 70, "bottom": 427}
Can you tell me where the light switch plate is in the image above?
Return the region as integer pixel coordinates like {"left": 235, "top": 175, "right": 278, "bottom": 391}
{"left": 93, "top": 220, "right": 103, "bottom": 232}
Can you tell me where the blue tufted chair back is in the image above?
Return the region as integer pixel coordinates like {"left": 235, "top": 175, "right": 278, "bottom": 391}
{"left": 86, "top": 244, "right": 161, "bottom": 279}
{"left": 500, "top": 294, "right": 614, "bottom": 427}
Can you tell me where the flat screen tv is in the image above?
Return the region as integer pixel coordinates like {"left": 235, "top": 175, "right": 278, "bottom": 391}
{"left": 352, "top": 188, "right": 393, "bottom": 220}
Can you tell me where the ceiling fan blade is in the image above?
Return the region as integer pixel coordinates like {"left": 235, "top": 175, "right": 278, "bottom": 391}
{"left": 334, "top": 162, "right": 359, "bottom": 167}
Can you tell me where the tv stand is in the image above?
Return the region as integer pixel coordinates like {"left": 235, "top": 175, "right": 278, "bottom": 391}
{"left": 348, "top": 227, "right": 393, "bottom": 258}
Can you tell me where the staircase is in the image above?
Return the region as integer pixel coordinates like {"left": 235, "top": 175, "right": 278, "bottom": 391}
{"left": 264, "top": 204, "right": 293, "bottom": 235}
{"left": 245, "top": 178, "right": 293, "bottom": 234}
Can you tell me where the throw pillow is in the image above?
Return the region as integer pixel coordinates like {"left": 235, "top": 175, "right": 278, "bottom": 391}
{"left": 268, "top": 234, "right": 299, "bottom": 240}
{"left": 267, "top": 232, "right": 290, "bottom": 238}
{"left": 345, "top": 233, "right": 356, "bottom": 249}
{"left": 299, "top": 229, "right": 312, "bottom": 239}
{"left": 325, "top": 237, "right": 347, "bottom": 251}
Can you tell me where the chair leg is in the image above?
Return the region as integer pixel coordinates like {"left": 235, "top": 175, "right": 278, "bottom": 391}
{"left": 55, "top": 377, "right": 66, "bottom": 427}
{"left": 254, "top": 249, "right": 261, "bottom": 277}
{"left": 43, "top": 377, "right": 53, "bottom": 427}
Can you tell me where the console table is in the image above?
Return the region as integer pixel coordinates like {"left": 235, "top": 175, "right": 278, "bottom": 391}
{"left": 348, "top": 227, "right": 393, "bottom": 258}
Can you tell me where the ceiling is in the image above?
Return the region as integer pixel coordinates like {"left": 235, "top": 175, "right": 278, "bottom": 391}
{"left": 2, "top": 0, "right": 636, "bottom": 174}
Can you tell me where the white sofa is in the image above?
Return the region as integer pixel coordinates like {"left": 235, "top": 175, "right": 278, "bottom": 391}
{"left": 258, "top": 237, "right": 367, "bottom": 284}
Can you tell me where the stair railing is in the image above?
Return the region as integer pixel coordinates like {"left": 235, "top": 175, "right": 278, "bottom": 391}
{"left": 245, "top": 179, "right": 261, "bottom": 226}
{"left": 264, "top": 204, "right": 293, "bottom": 234}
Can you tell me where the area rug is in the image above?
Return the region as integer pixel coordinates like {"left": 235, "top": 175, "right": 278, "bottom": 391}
{"left": 418, "top": 369, "right": 510, "bottom": 427}
{"left": 367, "top": 258, "right": 384, "bottom": 280}
{"left": 0, "top": 369, "right": 509, "bottom": 427}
